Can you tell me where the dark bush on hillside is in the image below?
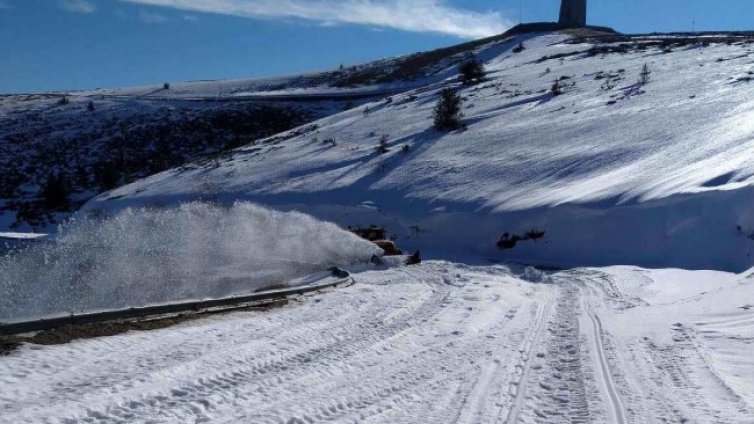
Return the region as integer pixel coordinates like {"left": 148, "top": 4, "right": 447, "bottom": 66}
{"left": 550, "top": 79, "right": 563, "bottom": 96}
{"left": 377, "top": 134, "right": 390, "bottom": 154}
{"left": 94, "top": 162, "right": 122, "bottom": 191}
{"left": 163, "top": 82, "right": 171, "bottom": 90}
{"left": 459, "top": 58, "right": 486, "bottom": 85}
{"left": 512, "top": 42, "right": 526, "bottom": 53}
{"left": 41, "top": 174, "right": 70, "bottom": 210}
{"left": 497, "top": 233, "right": 520, "bottom": 249}
{"left": 497, "top": 229, "right": 546, "bottom": 250}
{"left": 433, "top": 88, "right": 463, "bottom": 131}
{"left": 525, "top": 229, "right": 546, "bottom": 241}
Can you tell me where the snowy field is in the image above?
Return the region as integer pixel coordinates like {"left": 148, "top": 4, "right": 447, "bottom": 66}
{"left": 1, "top": 261, "right": 752, "bottom": 423}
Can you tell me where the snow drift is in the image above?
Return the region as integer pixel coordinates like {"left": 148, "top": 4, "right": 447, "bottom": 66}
{"left": 0, "top": 202, "right": 378, "bottom": 321}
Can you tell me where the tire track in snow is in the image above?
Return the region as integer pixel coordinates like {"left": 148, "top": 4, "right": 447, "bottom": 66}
{"left": 0, "top": 294, "right": 366, "bottom": 412}
{"left": 527, "top": 284, "right": 594, "bottom": 423}
{"left": 503, "top": 294, "right": 556, "bottom": 423}
{"left": 585, "top": 304, "right": 627, "bottom": 424}
{"left": 226, "top": 264, "right": 533, "bottom": 423}
{"left": 1, "top": 278, "right": 449, "bottom": 423}
{"left": 451, "top": 292, "right": 552, "bottom": 424}
{"left": 652, "top": 323, "right": 754, "bottom": 422}
{"left": 567, "top": 268, "right": 754, "bottom": 423}
{"left": 85, "top": 284, "right": 451, "bottom": 423}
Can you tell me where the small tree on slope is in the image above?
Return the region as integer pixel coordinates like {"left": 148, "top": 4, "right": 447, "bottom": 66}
{"left": 433, "top": 88, "right": 463, "bottom": 131}
{"left": 459, "top": 58, "right": 485, "bottom": 85}
{"left": 550, "top": 79, "right": 563, "bottom": 96}
{"left": 639, "top": 63, "right": 651, "bottom": 85}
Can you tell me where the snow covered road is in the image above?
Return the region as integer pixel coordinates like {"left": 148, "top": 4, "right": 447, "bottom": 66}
{"left": 1, "top": 262, "right": 753, "bottom": 423}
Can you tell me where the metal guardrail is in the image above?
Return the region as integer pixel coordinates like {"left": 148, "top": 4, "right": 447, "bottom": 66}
{"left": 0, "top": 270, "right": 352, "bottom": 336}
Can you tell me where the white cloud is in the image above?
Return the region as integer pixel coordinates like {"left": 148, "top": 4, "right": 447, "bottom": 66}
{"left": 0, "top": 1, "right": 11, "bottom": 11}
{"left": 183, "top": 14, "right": 198, "bottom": 21}
{"left": 58, "top": 0, "right": 96, "bottom": 13}
{"left": 119, "top": 0, "right": 510, "bottom": 39}
{"left": 138, "top": 9, "right": 168, "bottom": 23}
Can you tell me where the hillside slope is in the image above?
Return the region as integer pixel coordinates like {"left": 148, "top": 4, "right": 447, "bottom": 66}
{"left": 84, "top": 32, "right": 754, "bottom": 271}
{"left": 0, "top": 95, "right": 336, "bottom": 231}
{"left": 0, "top": 29, "right": 530, "bottom": 232}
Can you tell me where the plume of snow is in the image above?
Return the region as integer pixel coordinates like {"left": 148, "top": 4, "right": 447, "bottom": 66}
{"left": 120, "top": 0, "right": 510, "bottom": 38}
{"left": 0, "top": 202, "right": 378, "bottom": 320}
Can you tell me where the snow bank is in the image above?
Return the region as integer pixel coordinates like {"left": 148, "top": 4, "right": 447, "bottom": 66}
{"left": 158, "top": 185, "right": 752, "bottom": 272}
{"left": 0, "top": 202, "right": 378, "bottom": 321}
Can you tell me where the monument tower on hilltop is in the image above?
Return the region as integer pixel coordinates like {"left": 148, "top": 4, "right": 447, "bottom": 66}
{"left": 559, "top": 0, "right": 587, "bottom": 28}
{"left": 505, "top": 0, "right": 613, "bottom": 37}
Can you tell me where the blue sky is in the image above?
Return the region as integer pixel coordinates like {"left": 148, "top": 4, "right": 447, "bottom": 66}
{"left": 1, "top": 0, "right": 753, "bottom": 93}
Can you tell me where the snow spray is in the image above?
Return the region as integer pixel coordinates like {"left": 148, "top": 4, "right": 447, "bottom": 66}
{"left": 0, "top": 202, "right": 378, "bottom": 320}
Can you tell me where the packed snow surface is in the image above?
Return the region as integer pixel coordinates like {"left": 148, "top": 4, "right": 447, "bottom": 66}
{"left": 84, "top": 32, "right": 754, "bottom": 271}
{"left": 0, "top": 202, "right": 378, "bottom": 321}
{"left": 2, "top": 261, "right": 752, "bottom": 423}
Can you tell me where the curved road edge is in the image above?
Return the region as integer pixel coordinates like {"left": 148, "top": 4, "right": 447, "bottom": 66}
{"left": 0, "top": 269, "right": 353, "bottom": 336}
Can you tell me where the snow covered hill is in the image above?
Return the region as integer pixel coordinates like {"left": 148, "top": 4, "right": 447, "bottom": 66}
{"left": 84, "top": 31, "right": 754, "bottom": 271}
{"left": 0, "top": 29, "right": 521, "bottom": 232}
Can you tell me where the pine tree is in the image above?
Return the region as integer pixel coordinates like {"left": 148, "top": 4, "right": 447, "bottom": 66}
{"left": 639, "top": 63, "right": 652, "bottom": 85}
{"left": 433, "top": 88, "right": 463, "bottom": 131}
{"left": 459, "top": 58, "right": 486, "bottom": 85}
